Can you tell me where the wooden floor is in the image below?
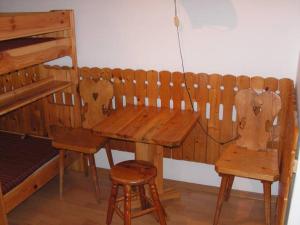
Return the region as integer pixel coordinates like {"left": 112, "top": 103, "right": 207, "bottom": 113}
{"left": 8, "top": 169, "right": 274, "bottom": 225}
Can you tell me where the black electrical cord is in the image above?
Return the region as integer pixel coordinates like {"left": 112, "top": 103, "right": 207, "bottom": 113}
{"left": 173, "top": 0, "right": 239, "bottom": 145}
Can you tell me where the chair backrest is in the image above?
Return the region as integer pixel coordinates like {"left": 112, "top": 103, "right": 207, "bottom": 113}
{"left": 235, "top": 89, "right": 281, "bottom": 150}
{"left": 79, "top": 79, "right": 114, "bottom": 129}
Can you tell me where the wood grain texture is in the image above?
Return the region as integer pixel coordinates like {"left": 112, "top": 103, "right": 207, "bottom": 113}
{"left": 215, "top": 145, "right": 279, "bottom": 181}
{"left": 214, "top": 88, "right": 284, "bottom": 225}
{"left": 0, "top": 11, "right": 71, "bottom": 41}
{"left": 0, "top": 37, "right": 71, "bottom": 75}
{"left": 147, "top": 70, "right": 159, "bottom": 107}
{"left": 235, "top": 89, "right": 281, "bottom": 150}
{"left": 79, "top": 79, "right": 113, "bottom": 129}
{"left": 276, "top": 85, "right": 298, "bottom": 225}
{"left": 135, "top": 70, "right": 147, "bottom": 106}
{"left": 51, "top": 126, "right": 107, "bottom": 154}
{"left": 206, "top": 74, "right": 222, "bottom": 164}
{"left": 0, "top": 10, "right": 80, "bottom": 223}
{"left": 0, "top": 77, "right": 71, "bottom": 116}
{"left": 123, "top": 69, "right": 135, "bottom": 106}
{"left": 112, "top": 68, "right": 124, "bottom": 108}
{"left": 93, "top": 105, "right": 199, "bottom": 147}
{"left": 159, "top": 71, "right": 171, "bottom": 108}
{"left": 7, "top": 169, "right": 275, "bottom": 225}
{"left": 0, "top": 66, "right": 295, "bottom": 167}
{"left": 0, "top": 184, "right": 8, "bottom": 225}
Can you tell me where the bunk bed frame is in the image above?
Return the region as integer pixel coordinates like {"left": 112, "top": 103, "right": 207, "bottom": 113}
{"left": 0, "top": 10, "right": 79, "bottom": 224}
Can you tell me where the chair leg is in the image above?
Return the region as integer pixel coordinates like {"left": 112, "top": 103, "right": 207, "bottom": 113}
{"left": 124, "top": 185, "right": 132, "bottom": 225}
{"left": 262, "top": 181, "right": 272, "bottom": 225}
{"left": 139, "top": 185, "right": 147, "bottom": 210}
{"left": 213, "top": 175, "right": 230, "bottom": 225}
{"left": 83, "top": 154, "right": 89, "bottom": 177}
{"left": 149, "top": 179, "right": 167, "bottom": 225}
{"left": 105, "top": 142, "right": 114, "bottom": 168}
{"left": 106, "top": 182, "right": 119, "bottom": 225}
{"left": 224, "top": 176, "right": 235, "bottom": 201}
{"left": 59, "top": 150, "right": 65, "bottom": 200}
{"left": 88, "top": 154, "right": 101, "bottom": 203}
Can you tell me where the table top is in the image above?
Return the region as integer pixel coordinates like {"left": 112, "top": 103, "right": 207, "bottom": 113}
{"left": 92, "top": 105, "right": 200, "bottom": 147}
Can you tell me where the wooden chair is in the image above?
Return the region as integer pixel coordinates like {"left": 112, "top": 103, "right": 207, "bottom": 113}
{"left": 107, "top": 160, "right": 167, "bottom": 225}
{"left": 213, "top": 89, "right": 281, "bottom": 225}
{"left": 51, "top": 79, "right": 114, "bottom": 202}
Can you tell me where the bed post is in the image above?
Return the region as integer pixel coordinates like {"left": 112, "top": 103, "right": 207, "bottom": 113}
{"left": 0, "top": 184, "right": 8, "bottom": 225}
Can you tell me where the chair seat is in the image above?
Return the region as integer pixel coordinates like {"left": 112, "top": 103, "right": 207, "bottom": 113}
{"left": 215, "top": 145, "right": 279, "bottom": 182}
{"left": 110, "top": 160, "right": 157, "bottom": 185}
{"left": 51, "top": 126, "right": 107, "bottom": 154}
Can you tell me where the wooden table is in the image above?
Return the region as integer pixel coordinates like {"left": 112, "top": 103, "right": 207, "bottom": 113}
{"left": 93, "top": 105, "right": 199, "bottom": 200}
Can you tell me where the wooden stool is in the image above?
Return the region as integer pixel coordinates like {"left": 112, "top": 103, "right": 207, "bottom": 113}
{"left": 107, "top": 160, "right": 166, "bottom": 225}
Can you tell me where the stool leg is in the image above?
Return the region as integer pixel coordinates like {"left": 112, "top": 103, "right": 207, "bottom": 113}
{"left": 88, "top": 154, "right": 101, "bottom": 202}
{"left": 105, "top": 142, "right": 114, "bottom": 168}
{"left": 262, "top": 181, "right": 272, "bottom": 225}
{"left": 224, "top": 175, "right": 234, "bottom": 201}
{"left": 124, "top": 185, "right": 132, "bottom": 225}
{"left": 139, "top": 185, "right": 147, "bottom": 209}
{"left": 106, "top": 182, "right": 119, "bottom": 225}
{"left": 59, "top": 150, "right": 64, "bottom": 200}
{"left": 149, "top": 180, "right": 167, "bottom": 225}
{"left": 213, "top": 175, "right": 230, "bottom": 225}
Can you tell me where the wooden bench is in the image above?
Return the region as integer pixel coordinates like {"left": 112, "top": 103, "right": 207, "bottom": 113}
{"left": 0, "top": 66, "right": 297, "bottom": 225}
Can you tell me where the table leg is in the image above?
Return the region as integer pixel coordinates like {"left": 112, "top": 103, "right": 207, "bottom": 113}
{"left": 135, "top": 143, "right": 180, "bottom": 201}
{"left": 135, "top": 143, "right": 163, "bottom": 192}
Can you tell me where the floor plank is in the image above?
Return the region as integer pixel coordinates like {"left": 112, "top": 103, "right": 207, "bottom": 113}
{"left": 8, "top": 169, "right": 274, "bottom": 225}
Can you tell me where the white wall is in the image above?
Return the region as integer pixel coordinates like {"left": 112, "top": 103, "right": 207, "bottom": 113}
{"left": 1, "top": 0, "right": 299, "bottom": 195}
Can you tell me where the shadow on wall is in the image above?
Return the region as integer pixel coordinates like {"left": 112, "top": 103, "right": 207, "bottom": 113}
{"left": 180, "top": 0, "right": 237, "bottom": 29}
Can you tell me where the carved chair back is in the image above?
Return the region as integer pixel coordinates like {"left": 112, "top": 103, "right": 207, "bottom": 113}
{"left": 235, "top": 89, "right": 281, "bottom": 150}
{"left": 79, "top": 79, "right": 114, "bottom": 129}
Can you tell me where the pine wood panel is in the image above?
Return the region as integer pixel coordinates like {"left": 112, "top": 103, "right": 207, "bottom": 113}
{"left": 0, "top": 77, "right": 70, "bottom": 116}
{"left": 112, "top": 68, "right": 124, "bottom": 108}
{"left": 220, "top": 75, "right": 236, "bottom": 152}
{"left": 93, "top": 105, "right": 199, "bottom": 147}
{"left": 194, "top": 73, "right": 209, "bottom": 162}
{"left": 276, "top": 86, "right": 298, "bottom": 225}
{"left": 159, "top": 71, "right": 171, "bottom": 108}
{"left": 171, "top": 72, "right": 184, "bottom": 159}
{"left": 135, "top": 70, "right": 147, "bottom": 106}
{"left": 0, "top": 38, "right": 71, "bottom": 75}
{"left": 206, "top": 74, "right": 222, "bottom": 164}
{"left": 122, "top": 69, "right": 135, "bottom": 106}
{"left": 0, "top": 11, "right": 72, "bottom": 41}
{"left": 147, "top": 70, "right": 159, "bottom": 107}
{"left": 0, "top": 184, "right": 7, "bottom": 225}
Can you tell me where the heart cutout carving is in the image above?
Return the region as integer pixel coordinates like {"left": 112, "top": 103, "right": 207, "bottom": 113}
{"left": 252, "top": 105, "right": 262, "bottom": 116}
{"left": 92, "top": 92, "right": 98, "bottom": 101}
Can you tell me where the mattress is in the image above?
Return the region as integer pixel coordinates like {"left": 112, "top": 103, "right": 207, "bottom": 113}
{"left": 0, "top": 37, "right": 56, "bottom": 52}
{"left": 0, "top": 131, "right": 58, "bottom": 195}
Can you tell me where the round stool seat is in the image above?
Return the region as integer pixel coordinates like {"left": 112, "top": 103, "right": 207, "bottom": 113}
{"left": 110, "top": 160, "right": 157, "bottom": 185}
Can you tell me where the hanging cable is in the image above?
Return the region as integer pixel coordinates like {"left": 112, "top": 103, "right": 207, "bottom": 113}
{"left": 173, "top": 0, "right": 239, "bottom": 145}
